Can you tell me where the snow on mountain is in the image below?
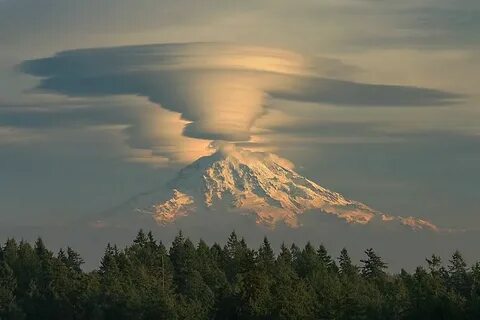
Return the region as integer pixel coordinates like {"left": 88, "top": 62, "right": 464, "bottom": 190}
{"left": 138, "top": 144, "right": 438, "bottom": 231}
{"left": 143, "top": 189, "right": 195, "bottom": 224}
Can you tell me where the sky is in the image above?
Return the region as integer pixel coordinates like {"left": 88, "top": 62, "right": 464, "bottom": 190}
{"left": 1, "top": 0, "right": 479, "bottom": 269}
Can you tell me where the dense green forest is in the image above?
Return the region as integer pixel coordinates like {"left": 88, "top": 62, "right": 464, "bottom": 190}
{"left": 1, "top": 230, "right": 479, "bottom": 320}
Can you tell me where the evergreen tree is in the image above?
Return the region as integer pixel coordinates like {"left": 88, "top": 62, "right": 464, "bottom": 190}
{"left": 272, "top": 244, "right": 315, "bottom": 319}
{"left": 295, "top": 242, "right": 319, "bottom": 278}
{"left": 338, "top": 248, "right": 358, "bottom": 277}
{"left": 66, "top": 247, "right": 84, "bottom": 273}
{"left": 361, "top": 248, "right": 387, "bottom": 280}
{"left": 196, "top": 239, "right": 228, "bottom": 299}
{"left": 468, "top": 262, "right": 480, "bottom": 319}
{"left": 426, "top": 254, "right": 442, "bottom": 275}
{"left": 0, "top": 261, "right": 17, "bottom": 317}
{"left": 317, "top": 244, "right": 338, "bottom": 273}
{"left": 133, "top": 229, "right": 147, "bottom": 247}
{"left": 448, "top": 250, "right": 469, "bottom": 296}
{"left": 257, "top": 237, "right": 275, "bottom": 273}
{"left": 2, "top": 239, "right": 18, "bottom": 264}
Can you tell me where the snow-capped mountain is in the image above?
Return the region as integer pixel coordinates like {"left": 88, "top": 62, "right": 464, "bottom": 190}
{"left": 138, "top": 144, "right": 438, "bottom": 231}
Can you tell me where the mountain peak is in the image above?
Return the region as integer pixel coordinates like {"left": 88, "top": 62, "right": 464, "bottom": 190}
{"left": 140, "top": 145, "right": 438, "bottom": 231}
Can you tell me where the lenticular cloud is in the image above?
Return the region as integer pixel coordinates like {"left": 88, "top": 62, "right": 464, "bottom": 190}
{"left": 21, "top": 42, "right": 459, "bottom": 143}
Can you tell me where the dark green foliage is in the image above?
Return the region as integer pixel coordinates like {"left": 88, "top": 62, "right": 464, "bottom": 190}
{"left": 0, "top": 231, "right": 479, "bottom": 320}
{"left": 361, "top": 248, "right": 388, "bottom": 280}
{"left": 338, "top": 248, "right": 354, "bottom": 275}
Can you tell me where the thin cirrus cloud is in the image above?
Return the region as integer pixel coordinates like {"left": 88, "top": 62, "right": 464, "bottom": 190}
{"left": 19, "top": 42, "right": 461, "bottom": 146}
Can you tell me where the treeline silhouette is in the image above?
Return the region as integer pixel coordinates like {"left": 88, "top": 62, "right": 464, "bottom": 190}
{"left": 0, "top": 230, "right": 479, "bottom": 320}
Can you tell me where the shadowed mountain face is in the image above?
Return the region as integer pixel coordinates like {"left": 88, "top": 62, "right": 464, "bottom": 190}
{"left": 135, "top": 144, "right": 438, "bottom": 232}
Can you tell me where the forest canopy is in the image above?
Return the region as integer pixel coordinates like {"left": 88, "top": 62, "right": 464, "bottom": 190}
{"left": 1, "top": 230, "right": 479, "bottom": 320}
